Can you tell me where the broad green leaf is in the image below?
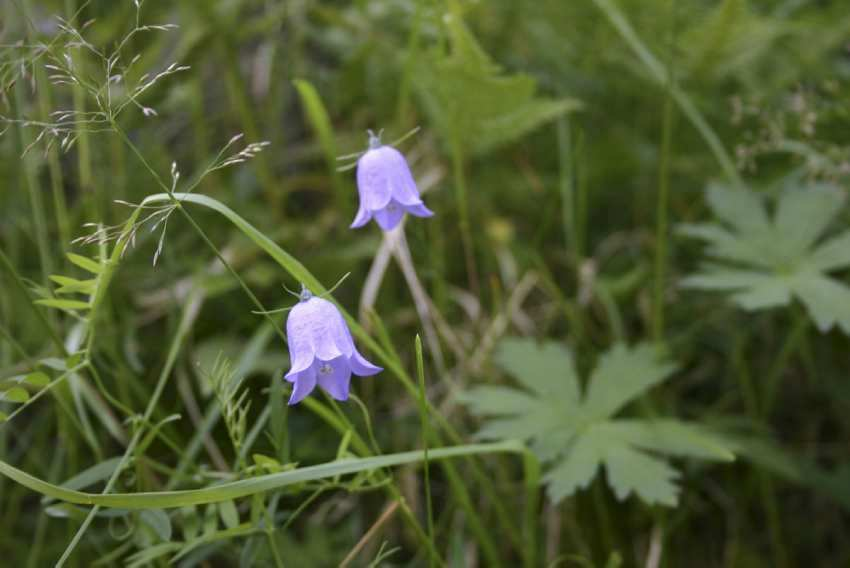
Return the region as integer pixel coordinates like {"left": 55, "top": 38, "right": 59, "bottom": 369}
{"left": 23, "top": 372, "right": 50, "bottom": 387}
{"left": 607, "top": 420, "right": 734, "bottom": 461}
{"left": 604, "top": 445, "right": 679, "bottom": 506}
{"left": 677, "top": 224, "right": 771, "bottom": 267}
{"left": 493, "top": 338, "right": 580, "bottom": 403}
{"left": 683, "top": 182, "right": 850, "bottom": 335}
{"left": 773, "top": 183, "right": 843, "bottom": 259}
{"left": 466, "top": 338, "right": 733, "bottom": 506}
{"left": 706, "top": 183, "right": 769, "bottom": 234}
{"left": 66, "top": 253, "right": 102, "bottom": 274}
{"left": 789, "top": 272, "right": 850, "bottom": 334}
{"left": 543, "top": 432, "right": 602, "bottom": 502}
{"left": 2, "top": 372, "right": 50, "bottom": 388}
{"left": 34, "top": 298, "right": 90, "bottom": 311}
{"left": 0, "top": 387, "right": 29, "bottom": 403}
{"left": 584, "top": 344, "right": 675, "bottom": 419}
{"left": 808, "top": 231, "right": 850, "bottom": 272}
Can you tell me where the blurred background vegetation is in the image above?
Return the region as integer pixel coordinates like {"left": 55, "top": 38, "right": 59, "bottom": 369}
{"left": 2, "top": 0, "right": 850, "bottom": 566}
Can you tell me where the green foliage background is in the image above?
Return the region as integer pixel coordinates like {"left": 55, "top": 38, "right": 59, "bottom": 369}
{"left": 2, "top": 0, "right": 850, "bottom": 566}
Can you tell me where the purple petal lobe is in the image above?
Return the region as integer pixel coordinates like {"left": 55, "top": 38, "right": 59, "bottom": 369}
{"left": 316, "top": 357, "right": 352, "bottom": 401}
{"left": 356, "top": 148, "right": 394, "bottom": 210}
{"left": 405, "top": 202, "right": 434, "bottom": 218}
{"left": 288, "top": 367, "right": 317, "bottom": 405}
{"left": 350, "top": 205, "right": 372, "bottom": 229}
{"left": 349, "top": 350, "right": 382, "bottom": 376}
{"left": 373, "top": 200, "right": 405, "bottom": 231}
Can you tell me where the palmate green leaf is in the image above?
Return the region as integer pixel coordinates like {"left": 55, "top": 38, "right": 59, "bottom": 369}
{"left": 463, "top": 338, "right": 732, "bottom": 506}
{"left": 683, "top": 182, "right": 850, "bottom": 334}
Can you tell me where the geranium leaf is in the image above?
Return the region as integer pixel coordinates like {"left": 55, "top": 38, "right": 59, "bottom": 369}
{"left": 583, "top": 344, "right": 675, "bottom": 420}
{"left": 683, "top": 182, "right": 850, "bottom": 335}
{"left": 464, "top": 338, "right": 732, "bottom": 506}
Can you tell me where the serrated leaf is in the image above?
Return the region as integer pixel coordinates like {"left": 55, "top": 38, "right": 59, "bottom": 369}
{"left": 66, "top": 253, "right": 102, "bottom": 274}
{"left": 414, "top": 12, "right": 580, "bottom": 156}
{"left": 605, "top": 445, "right": 680, "bottom": 506}
{"left": 543, "top": 430, "right": 603, "bottom": 503}
{"left": 683, "top": 182, "right": 850, "bottom": 335}
{"left": 494, "top": 338, "right": 580, "bottom": 403}
{"left": 464, "top": 338, "right": 733, "bottom": 506}
{"left": 35, "top": 299, "right": 90, "bottom": 311}
{"left": 808, "top": 231, "right": 850, "bottom": 272}
{"left": 583, "top": 344, "right": 675, "bottom": 419}
{"left": 706, "top": 183, "right": 769, "bottom": 234}
{"left": 773, "top": 183, "right": 844, "bottom": 259}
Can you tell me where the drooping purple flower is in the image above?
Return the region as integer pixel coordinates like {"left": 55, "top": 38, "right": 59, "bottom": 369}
{"left": 350, "top": 131, "right": 434, "bottom": 231}
{"left": 284, "top": 286, "right": 382, "bottom": 405}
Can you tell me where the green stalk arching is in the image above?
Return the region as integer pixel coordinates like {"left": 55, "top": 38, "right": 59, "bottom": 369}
{"left": 0, "top": 441, "right": 522, "bottom": 509}
{"left": 135, "top": 192, "right": 524, "bottom": 549}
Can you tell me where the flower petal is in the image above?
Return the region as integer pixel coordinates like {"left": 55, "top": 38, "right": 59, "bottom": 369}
{"left": 405, "top": 202, "right": 434, "bottom": 218}
{"left": 317, "top": 357, "right": 352, "bottom": 401}
{"left": 350, "top": 205, "right": 372, "bottom": 229}
{"left": 374, "top": 201, "right": 405, "bottom": 231}
{"left": 356, "top": 148, "right": 394, "bottom": 211}
{"left": 286, "top": 304, "right": 317, "bottom": 375}
{"left": 288, "top": 366, "right": 317, "bottom": 405}
{"left": 384, "top": 148, "right": 422, "bottom": 207}
{"left": 349, "top": 350, "right": 382, "bottom": 377}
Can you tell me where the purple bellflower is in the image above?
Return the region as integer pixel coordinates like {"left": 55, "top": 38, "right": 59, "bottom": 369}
{"left": 284, "top": 286, "right": 382, "bottom": 405}
{"left": 350, "top": 130, "right": 434, "bottom": 231}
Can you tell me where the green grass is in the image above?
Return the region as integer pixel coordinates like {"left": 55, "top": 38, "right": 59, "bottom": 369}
{"left": 2, "top": 0, "right": 850, "bottom": 566}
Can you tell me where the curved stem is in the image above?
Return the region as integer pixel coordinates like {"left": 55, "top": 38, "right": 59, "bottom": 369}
{"left": 0, "top": 441, "right": 522, "bottom": 509}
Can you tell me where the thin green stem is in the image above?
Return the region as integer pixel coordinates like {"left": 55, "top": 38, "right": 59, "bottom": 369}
{"left": 415, "top": 336, "right": 436, "bottom": 567}
{"left": 652, "top": 0, "right": 676, "bottom": 344}
{"left": 450, "top": 139, "right": 480, "bottom": 294}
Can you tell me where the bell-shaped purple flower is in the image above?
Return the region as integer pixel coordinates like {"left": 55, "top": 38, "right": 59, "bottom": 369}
{"left": 284, "top": 287, "right": 382, "bottom": 405}
{"left": 350, "top": 131, "right": 434, "bottom": 231}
